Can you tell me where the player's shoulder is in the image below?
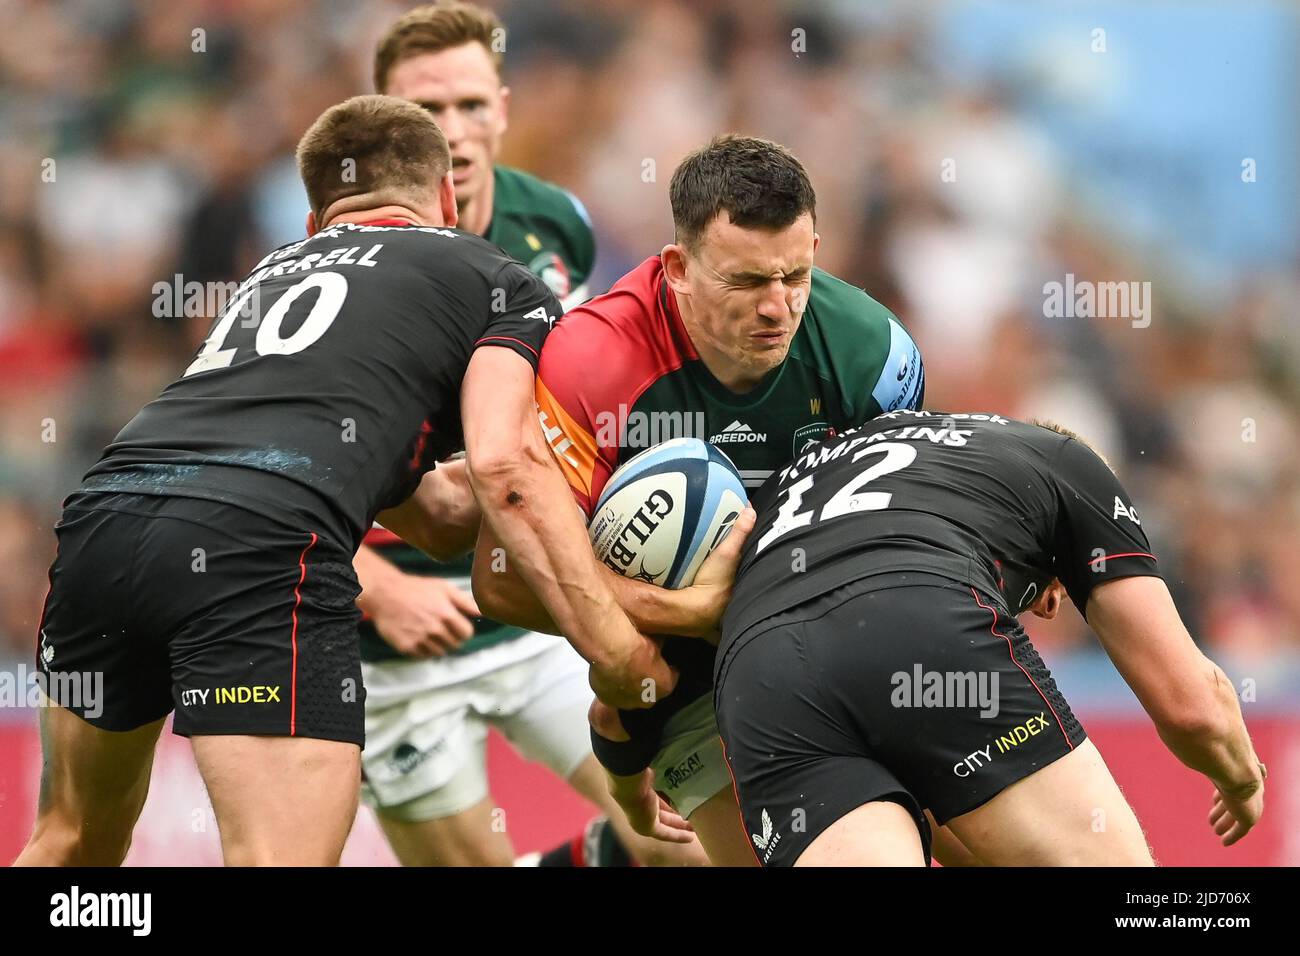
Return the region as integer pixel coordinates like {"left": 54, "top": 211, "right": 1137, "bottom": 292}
{"left": 793, "top": 268, "right": 924, "bottom": 416}
{"left": 545, "top": 257, "right": 666, "bottom": 347}
{"left": 248, "top": 223, "right": 500, "bottom": 291}
{"left": 804, "top": 268, "right": 898, "bottom": 328}
{"left": 363, "top": 222, "right": 531, "bottom": 279}
{"left": 494, "top": 165, "right": 593, "bottom": 234}
{"left": 538, "top": 257, "right": 685, "bottom": 408}
{"left": 955, "top": 414, "right": 1078, "bottom": 480}
{"left": 794, "top": 269, "right": 902, "bottom": 361}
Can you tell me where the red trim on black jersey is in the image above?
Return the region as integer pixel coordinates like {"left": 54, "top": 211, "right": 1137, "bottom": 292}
{"left": 970, "top": 588, "right": 1074, "bottom": 752}
{"left": 407, "top": 419, "right": 434, "bottom": 473}
{"left": 1087, "top": 551, "right": 1157, "bottom": 567}
{"left": 354, "top": 218, "right": 417, "bottom": 227}
{"left": 290, "top": 533, "right": 319, "bottom": 736}
{"left": 569, "top": 829, "right": 588, "bottom": 867}
{"left": 719, "top": 737, "right": 766, "bottom": 866}
{"left": 476, "top": 335, "right": 539, "bottom": 359}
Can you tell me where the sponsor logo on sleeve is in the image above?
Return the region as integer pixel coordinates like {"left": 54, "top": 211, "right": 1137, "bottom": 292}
{"left": 871, "top": 318, "right": 923, "bottom": 412}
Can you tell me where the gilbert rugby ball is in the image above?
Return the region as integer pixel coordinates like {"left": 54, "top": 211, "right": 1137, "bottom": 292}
{"left": 588, "top": 438, "right": 748, "bottom": 589}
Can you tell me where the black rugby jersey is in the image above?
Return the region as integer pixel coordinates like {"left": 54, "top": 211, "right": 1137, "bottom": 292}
{"left": 82, "top": 221, "right": 559, "bottom": 550}
{"left": 722, "top": 411, "right": 1160, "bottom": 649}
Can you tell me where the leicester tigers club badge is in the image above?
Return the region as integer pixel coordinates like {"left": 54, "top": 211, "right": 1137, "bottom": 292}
{"left": 529, "top": 251, "right": 571, "bottom": 299}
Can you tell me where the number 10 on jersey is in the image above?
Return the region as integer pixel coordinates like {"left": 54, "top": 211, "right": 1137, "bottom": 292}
{"left": 185, "top": 273, "right": 349, "bottom": 377}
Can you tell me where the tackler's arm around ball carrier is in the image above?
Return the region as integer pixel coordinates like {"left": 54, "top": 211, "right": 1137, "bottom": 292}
{"left": 470, "top": 493, "right": 756, "bottom": 647}
{"left": 460, "top": 347, "right": 678, "bottom": 711}
{"left": 371, "top": 457, "right": 480, "bottom": 563}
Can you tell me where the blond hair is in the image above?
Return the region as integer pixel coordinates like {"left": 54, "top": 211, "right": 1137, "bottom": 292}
{"left": 374, "top": 2, "right": 505, "bottom": 93}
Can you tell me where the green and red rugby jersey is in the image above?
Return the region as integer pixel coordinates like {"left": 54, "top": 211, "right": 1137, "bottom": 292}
{"left": 360, "top": 166, "right": 595, "bottom": 664}
{"left": 536, "top": 255, "right": 925, "bottom": 516}
{"left": 539, "top": 254, "right": 924, "bottom": 760}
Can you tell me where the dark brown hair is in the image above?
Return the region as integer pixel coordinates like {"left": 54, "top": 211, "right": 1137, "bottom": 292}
{"left": 670, "top": 135, "right": 817, "bottom": 251}
{"left": 374, "top": 2, "right": 505, "bottom": 93}
{"left": 296, "top": 95, "right": 451, "bottom": 222}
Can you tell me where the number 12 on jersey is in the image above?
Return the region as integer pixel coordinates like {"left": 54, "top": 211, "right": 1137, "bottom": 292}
{"left": 754, "top": 442, "right": 917, "bottom": 554}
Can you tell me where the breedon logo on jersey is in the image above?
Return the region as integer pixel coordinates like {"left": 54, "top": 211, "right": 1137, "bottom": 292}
{"left": 710, "top": 420, "right": 767, "bottom": 444}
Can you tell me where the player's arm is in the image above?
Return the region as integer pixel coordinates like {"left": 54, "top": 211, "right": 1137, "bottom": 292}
{"left": 587, "top": 700, "right": 693, "bottom": 844}
{"left": 461, "top": 346, "right": 672, "bottom": 709}
{"left": 1086, "top": 577, "right": 1263, "bottom": 845}
{"left": 372, "top": 459, "right": 481, "bottom": 561}
{"left": 353, "top": 462, "right": 483, "bottom": 657}
{"left": 472, "top": 510, "right": 753, "bottom": 639}
{"left": 353, "top": 546, "right": 479, "bottom": 658}
{"left": 471, "top": 334, "right": 754, "bottom": 637}
{"left": 1052, "top": 436, "right": 1264, "bottom": 845}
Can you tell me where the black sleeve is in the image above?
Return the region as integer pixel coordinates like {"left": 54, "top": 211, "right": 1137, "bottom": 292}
{"left": 1050, "top": 437, "right": 1161, "bottom": 617}
{"left": 474, "top": 261, "right": 561, "bottom": 370}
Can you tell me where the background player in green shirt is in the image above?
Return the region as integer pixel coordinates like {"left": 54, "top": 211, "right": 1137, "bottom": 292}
{"left": 354, "top": 2, "right": 705, "bottom": 867}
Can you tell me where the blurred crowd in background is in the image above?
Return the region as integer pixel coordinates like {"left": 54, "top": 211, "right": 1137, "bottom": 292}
{"left": 1, "top": 0, "right": 1297, "bottom": 665}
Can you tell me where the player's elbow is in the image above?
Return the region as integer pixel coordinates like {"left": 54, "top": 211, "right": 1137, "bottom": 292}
{"left": 466, "top": 439, "right": 551, "bottom": 503}
{"left": 1156, "top": 707, "right": 1222, "bottom": 744}
{"left": 470, "top": 561, "right": 508, "bottom": 619}
{"left": 470, "top": 557, "right": 524, "bottom": 627}
{"left": 421, "top": 537, "right": 470, "bottom": 563}
{"left": 1151, "top": 662, "right": 1239, "bottom": 741}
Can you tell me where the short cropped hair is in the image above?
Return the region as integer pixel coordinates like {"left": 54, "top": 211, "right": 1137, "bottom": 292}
{"left": 296, "top": 95, "right": 451, "bottom": 223}
{"left": 669, "top": 135, "right": 817, "bottom": 251}
{"left": 374, "top": 2, "right": 505, "bottom": 93}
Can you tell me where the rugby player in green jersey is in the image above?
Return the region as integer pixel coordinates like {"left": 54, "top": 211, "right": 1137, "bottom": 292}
{"left": 473, "top": 136, "right": 926, "bottom": 864}
{"left": 353, "top": 2, "right": 706, "bottom": 867}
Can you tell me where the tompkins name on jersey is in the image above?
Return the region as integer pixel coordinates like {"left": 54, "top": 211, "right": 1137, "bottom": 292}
{"left": 777, "top": 411, "right": 1012, "bottom": 484}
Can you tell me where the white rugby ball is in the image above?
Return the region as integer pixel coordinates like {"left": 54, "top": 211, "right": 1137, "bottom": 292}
{"left": 588, "top": 438, "right": 748, "bottom": 589}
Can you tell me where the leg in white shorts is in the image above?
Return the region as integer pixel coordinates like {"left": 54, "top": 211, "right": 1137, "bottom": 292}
{"left": 360, "top": 633, "right": 591, "bottom": 864}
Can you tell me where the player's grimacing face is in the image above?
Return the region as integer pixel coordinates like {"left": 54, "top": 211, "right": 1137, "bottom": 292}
{"left": 684, "top": 212, "right": 818, "bottom": 380}
{"left": 384, "top": 43, "right": 508, "bottom": 208}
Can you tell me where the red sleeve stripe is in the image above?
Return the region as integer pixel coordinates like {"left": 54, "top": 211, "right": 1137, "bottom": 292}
{"left": 476, "top": 335, "right": 539, "bottom": 359}
{"left": 1087, "top": 551, "right": 1157, "bottom": 567}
